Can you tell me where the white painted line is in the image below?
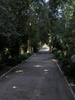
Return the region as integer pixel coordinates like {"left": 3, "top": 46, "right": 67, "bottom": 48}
{"left": 56, "top": 61, "right": 75, "bottom": 99}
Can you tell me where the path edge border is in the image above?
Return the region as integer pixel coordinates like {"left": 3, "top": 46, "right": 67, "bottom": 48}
{"left": 0, "top": 54, "right": 34, "bottom": 79}
{"left": 56, "top": 61, "right": 75, "bottom": 99}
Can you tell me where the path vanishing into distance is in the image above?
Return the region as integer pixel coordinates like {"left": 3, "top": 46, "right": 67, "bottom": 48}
{"left": 0, "top": 48, "right": 74, "bottom": 100}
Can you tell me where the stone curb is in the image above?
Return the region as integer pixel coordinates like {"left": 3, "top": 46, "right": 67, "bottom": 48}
{"left": 56, "top": 61, "right": 75, "bottom": 99}
{"left": 0, "top": 54, "right": 34, "bottom": 79}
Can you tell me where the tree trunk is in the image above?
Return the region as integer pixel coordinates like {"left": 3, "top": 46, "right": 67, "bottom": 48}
{"left": 27, "top": 38, "right": 31, "bottom": 53}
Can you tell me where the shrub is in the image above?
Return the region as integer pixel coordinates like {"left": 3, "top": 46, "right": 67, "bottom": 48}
{"left": 3, "top": 53, "right": 32, "bottom": 67}
{"left": 52, "top": 48, "right": 58, "bottom": 53}
{"left": 6, "top": 58, "right": 20, "bottom": 66}
{"left": 61, "top": 58, "right": 73, "bottom": 76}
{"left": 19, "top": 53, "right": 32, "bottom": 60}
{"left": 54, "top": 51, "right": 60, "bottom": 58}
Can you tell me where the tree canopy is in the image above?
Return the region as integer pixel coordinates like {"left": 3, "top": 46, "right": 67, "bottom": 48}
{"left": 0, "top": 0, "right": 75, "bottom": 59}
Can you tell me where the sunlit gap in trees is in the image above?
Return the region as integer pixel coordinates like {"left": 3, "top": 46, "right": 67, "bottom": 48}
{"left": 45, "top": 0, "right": 49, "bottom": 3}
{"left": 57, "top": 7, "right": 62, "bottom": 18}
{"left": 39, "top": 44, "right": 50, "bottom": 52}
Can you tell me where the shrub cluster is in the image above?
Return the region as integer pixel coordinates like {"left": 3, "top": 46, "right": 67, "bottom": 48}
{"left": 53, "top": 49, "right": 74, "bottom": 79}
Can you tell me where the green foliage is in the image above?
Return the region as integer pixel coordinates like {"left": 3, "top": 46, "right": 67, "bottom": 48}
{"left": 54, "top": 51, "right": 60, "bottom": 58}
{"left": 61, "top": 58, "right": 74, "bottom": 77}
{"left": 0, "top": 53, "right": 32, "bottom": 69}
{"left": 19, "top": 53, "right": 32, "bottom": 61}
{"left": 0, "top": 0, "right": 75, "bottom": 80}
{"left": 51, "top": 0, "right": 75, "bottom": 81}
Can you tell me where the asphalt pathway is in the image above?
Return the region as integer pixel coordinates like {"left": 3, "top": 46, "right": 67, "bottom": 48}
{"left": 0, "top": 49, "right": 74, "bottom": 100}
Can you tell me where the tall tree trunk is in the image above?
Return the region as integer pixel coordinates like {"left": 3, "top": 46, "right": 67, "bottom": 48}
{"left": 27, "top": 38, "right": 31, "bottom": 53}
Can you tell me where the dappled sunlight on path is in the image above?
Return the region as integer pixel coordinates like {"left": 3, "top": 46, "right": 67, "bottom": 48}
{"left": 0, "top": 48, "right": 74, "bottom": 100}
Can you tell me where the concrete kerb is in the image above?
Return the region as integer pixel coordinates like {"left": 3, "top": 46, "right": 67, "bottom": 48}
{"left": 56, "top": 61, "right": 75, "bottom": 99}
{"left": 0, "top": 54, "right": 34, "bottom": 79}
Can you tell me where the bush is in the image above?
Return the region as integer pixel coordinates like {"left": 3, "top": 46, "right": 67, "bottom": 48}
{"left": 19, "top": 53, "right": 32, "bottom": 60}
{"left": 53, "top": 51, "right": 60, "bottom": 58}
{"left": 6, "top": 53, "right": 31, "bottom": 67}
{"left": 61, "top": 58, "right": 73, "bottom": 76}
{"left": 52, "top": 48, "right": 58, "bottom": 53}
{"left": 6, "top": 58, "right": 21, "bottom": 66}
{"left": 52, "top": 49, "right": 63, "bottom": 59}
{"left": 0, "top": 53, "right": 32, "bottom": 74}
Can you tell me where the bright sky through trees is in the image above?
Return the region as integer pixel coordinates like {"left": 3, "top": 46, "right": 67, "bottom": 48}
{"left": 45, "top": 0, "right": 49, "bottom": 3}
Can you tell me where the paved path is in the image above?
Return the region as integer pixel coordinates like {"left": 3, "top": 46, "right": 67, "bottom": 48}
{"left": 0, "top": 49, "right": 74, "bottom": 100}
